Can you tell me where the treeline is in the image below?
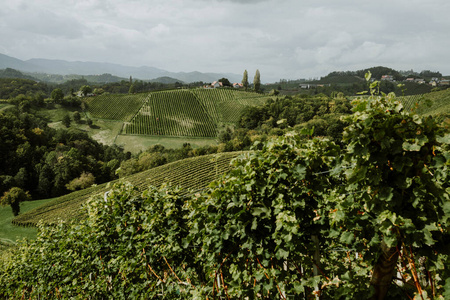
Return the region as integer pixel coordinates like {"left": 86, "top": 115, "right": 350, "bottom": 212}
{"left": 0, "top": 68, "right": 201, "bottom": 100}
{"left": 0, "top": 78, "right": 50, "bottom": 99}
{"left": 322, "top": 66, "right": 442, "bottom": 82}
{"left": 312, "top": 80, "right": 433, "bottom": 97}
{"left": 0, "top": 108, "right": 130, "bottom": 203}
{"left": 236, "top": 94, "right": 352, "bottom": 142}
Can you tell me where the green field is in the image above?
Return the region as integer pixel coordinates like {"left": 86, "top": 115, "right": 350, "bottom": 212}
{"left": 192, "top": 88, "right": 272, "bottom": 123}
{"left": 115, "top": 135, "right": 217, "bottom": 153}
{"left": 12, "top": 151, "right": 247, "bottom": 229}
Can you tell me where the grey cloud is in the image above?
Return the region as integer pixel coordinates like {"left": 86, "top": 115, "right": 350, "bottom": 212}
{"left": 1, "top": 0, "right": 450, "bottom": 80}
{"left": 7, "top": 9, "right": 84, "bottom": 39}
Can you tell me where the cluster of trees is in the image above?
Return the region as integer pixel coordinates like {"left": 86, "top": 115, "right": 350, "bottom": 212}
{"left": 312, "top": 81, "right": 433, "bottom": 97}
{"left": 263, "top": 67, "right": 442, "bottom": 97}
{"left": 1, "top": 91, "right": 448, "bottom": 298}
{"left": 323, "top": 66, "right": 442, "bottom": 82}
{"left": 0, "top": 108, "right": 131, "bottom": 215}
{"left": 0, "top": 78, "right": 50, "bottom": 99}
{"left": 237, "top": 93, "right": 352, "bottom": 142}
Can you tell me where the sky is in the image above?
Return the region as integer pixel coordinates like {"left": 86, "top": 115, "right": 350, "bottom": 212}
{"left": 1, "top": 0, "right": 450, "bottom": 82}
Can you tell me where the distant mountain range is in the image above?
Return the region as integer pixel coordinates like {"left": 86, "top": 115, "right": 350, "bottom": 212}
{"left": 0, "top": 53, "right": 242, "bottom": 84}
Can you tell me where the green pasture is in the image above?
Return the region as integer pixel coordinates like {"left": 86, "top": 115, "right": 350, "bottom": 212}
{"left": 115, "top": 134, "right": 217, "bottom": 153}
{"left": 0, "top": 198, "right": 53, "bottom": 243}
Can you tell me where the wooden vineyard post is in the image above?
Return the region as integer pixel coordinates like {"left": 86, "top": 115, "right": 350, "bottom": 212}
{"left": 312, "top": 235, "right": 320, "bottom": 300}
{"left": 369, "top": 241, "right": 400, "bottom": 300}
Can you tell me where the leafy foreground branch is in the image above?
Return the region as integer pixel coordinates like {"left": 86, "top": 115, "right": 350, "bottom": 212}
{"left": 0, "top": 94, "right": 449, "bottom": 299}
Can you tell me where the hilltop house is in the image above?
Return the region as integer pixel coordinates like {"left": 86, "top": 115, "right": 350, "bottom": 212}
{"left": 299, "top": 83, "right": 317, "bottom": 89}
{"left": 211, "top": 81, "right": 223, "bottom": 88}
{"left": 381, "top": 75, "right": 394, "bottom": 81}
{"left": 440, "top": 79, "right": 450, "bottom": 86}
{"left": 415, "top": 78, "right": 426, "bottom": 84}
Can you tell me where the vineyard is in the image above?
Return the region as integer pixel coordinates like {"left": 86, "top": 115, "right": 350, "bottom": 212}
{"left": 192, "top": 89, "right": 270, "bottom": 123}
{"left": 85, "top": 89, "right": 270, "bottom": 138}
{"left": 397, "top": 94, "right": 425, "bottom": 112}
{"left": 12, "top": 151, "right": 246, "bottom": 226}
{"left": 84, "top": 93, "right": 149, "bottom": 121}
{"left": 416, "top": 88, "right": 450, "bottom": 115}
{"left": 125, "top": 90, "right": 217, "bottom": 137}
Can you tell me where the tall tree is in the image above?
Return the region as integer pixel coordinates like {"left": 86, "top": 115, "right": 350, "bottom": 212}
{"left": 51, "top": 88, "right": 64, "bottom": 102}
{"left": 218, "top": 78, "right": 231, "bottom": 87}
{"left": 253, "top": 69, "right": 261, "bottom": 92}
{"left": 62, "top": 114, "right": 71, "bottom": 128}
{"left": 242, "top": 70, "right": 249, "bottom": 90}
{"left": 0, "top": 187, "right": 31, "bottom": 216}
{"left": 128, "top": 84, "right": 135, "bottom": 94}
{"left": 80, "top": 85, "right": 92, "bottom": 97}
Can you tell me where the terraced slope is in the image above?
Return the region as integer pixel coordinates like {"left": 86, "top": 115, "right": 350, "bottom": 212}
{"left": 85, "top": 93, "right": 149, "bottom": 121}
{"left": 416, "top": 89, "right": 450, "bottom": 116}
{"left": 13, "top": 151, "right": 247, "bottom": 226}
{"left": 192, "top": 89, "right": 270, "bottom": 123}
{"left": 398, "top": 94, "right": 425, "bottom": 113}
{"left": 125, "top": 90, "right": 217, "bottom": 137}
{"left": 85, "top": 89, "right": 270, "bottom": 138}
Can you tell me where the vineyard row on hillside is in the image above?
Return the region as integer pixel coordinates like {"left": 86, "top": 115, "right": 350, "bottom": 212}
{"left": 13, "top": 152, "right": 246, "bottom": 227}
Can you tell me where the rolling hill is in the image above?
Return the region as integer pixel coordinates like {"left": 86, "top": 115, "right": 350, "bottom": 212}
{"left": 0, "top": 53, "right": 242, "bottom": 83}
{"left": 12, "top": 151, "right": 247, "bottom": 227}
{"left": 85, "top": 89, "right": 271, "bottom": 138}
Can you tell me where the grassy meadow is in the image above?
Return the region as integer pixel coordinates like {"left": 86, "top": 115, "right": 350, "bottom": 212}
{"left": 0, "top": 198, "right": 52, "bottom": 244}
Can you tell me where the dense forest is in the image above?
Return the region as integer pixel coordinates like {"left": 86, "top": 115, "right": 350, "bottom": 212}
{"left": 0, "top": 109, "right": 130, "bottom": 202}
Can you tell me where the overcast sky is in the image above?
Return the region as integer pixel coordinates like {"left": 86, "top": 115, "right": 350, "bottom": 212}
{"left": 1, "top": 0, "right": 450, "bottom": 82}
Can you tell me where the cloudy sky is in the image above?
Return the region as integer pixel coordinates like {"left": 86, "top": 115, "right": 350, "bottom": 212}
{"left": 1, "top": 0, "right": 450, "bottom": 82}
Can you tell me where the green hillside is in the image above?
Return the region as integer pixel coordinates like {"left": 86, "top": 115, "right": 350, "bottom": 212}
{"left": 12, "top": 151, "right": 246, "bottom": 227}
{"left": 417, "top": 89, "right": 450, "bottom": 116}
{"left": 398, "top": 89, "right": 450, "bottom": 130}
{"left": 192, "top": 88, "right": 271, "bottom": 123}
{"left": 85, "top": 89, "right": 269, "bottom": 138}
{"left": 125, "top": 90, "right": 217, "bottom": 137}
{"left": 84, "top": 93, "right": 149, "bottom": 121}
